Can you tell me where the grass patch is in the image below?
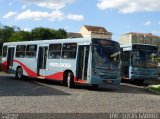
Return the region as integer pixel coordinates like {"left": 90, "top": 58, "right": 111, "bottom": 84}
{"left": 148, "top": 85, "right": 160, "bottom": 92}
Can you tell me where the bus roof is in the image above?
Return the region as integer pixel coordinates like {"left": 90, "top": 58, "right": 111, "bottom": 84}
{"left": 3, "top": 38, "right": 117, "bottom": 46}
{"left": 3, "top": 37, "right": 92, "bottom": 46}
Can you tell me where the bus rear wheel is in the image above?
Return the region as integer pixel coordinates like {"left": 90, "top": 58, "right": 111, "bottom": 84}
{"left": 16, "top": 67, "right": 24, "bottom": 80}
{"left": 67, "top": 72, "right": 74, "bottom": 88}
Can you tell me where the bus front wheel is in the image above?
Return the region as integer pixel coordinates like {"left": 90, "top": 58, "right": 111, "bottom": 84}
{"left": 16, "top": 67, "right": 24, "bottom": 80}
{"left": 67, "top": 72, "right": 74, "bottom": 88}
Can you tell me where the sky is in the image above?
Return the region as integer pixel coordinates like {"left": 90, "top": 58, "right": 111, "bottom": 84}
{"left": 0, "top": 0, "right": 160, "bottom": 41}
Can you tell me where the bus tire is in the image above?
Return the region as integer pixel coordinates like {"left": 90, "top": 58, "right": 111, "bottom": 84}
{"left": 16, "top": 67, "right": 24, "bottom": 80}
{"left": 67, "top": 72, "right": 74, "bottom": 88}
{"left": 92, "top": 84, "right": 98, "bottom": 89}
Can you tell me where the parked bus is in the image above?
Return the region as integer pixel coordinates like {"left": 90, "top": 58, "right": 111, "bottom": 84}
{"left": 0, "top": 38, "right": 121, "bottom": 88}
{"left": 0, "top": 43, "right": 3, "bottom": 71}
{"left": 121, "top": 43, "right": 158, "bottom": 83}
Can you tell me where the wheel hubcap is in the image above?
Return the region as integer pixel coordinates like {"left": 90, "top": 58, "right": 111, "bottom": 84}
{"left": 18, "top": 69, "right": 22, "bottom": 79}
{"left": 67, "top": 76, "right": 70, "bottom": 87}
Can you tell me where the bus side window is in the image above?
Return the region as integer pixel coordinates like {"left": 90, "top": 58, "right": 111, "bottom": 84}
{"left": 2, "top": 46, "right": 7, "bottom": 57}
{"left": 16, "top": 45, "right": 26, "bottom": 58}
{"left": 48, "top": 44, "right": 62, "bottom": 59}
{"left": 26, "top": 45, "right": 37, "bottom": 58}
{"left": 62, "top": 43, "right": 77, "bottom": 59}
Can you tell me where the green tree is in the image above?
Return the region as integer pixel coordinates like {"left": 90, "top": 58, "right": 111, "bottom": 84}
{"left": 31, "top": 27, "right": 67, "bottom": 40}
{"left": 55, "top": 29, "right": 67, "bottom": 39}
{"left": 0, "top": 26, "right": 15, "bottom": 43}
{"left": 31, "top": 27, "right": 54, "bottom": 40}
{"left": 9, "top": 31, "right": 31, "bottom": 42}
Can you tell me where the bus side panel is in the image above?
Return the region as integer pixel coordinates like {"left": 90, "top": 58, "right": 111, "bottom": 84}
{"left": 0, "top": 57, "right": 8, "bottom": 72}
{"left": 1, "top": 47, "right": 15, "bottom": 73}
{"left": 45, "top": 59, "right": 77, "bottom": 81}
{"left": 13, "top": 58, "right": 37, "bottom": 77}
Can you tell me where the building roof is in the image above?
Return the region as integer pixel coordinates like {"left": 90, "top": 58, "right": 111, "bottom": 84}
{"left": 67, "top": 32, "right": 83, "bottom": 38}
{"left": 125, "top": 32, "right": 160, "bottom": 38}
{"left": 83, "top": 25, "right": 111, "bottom": 34}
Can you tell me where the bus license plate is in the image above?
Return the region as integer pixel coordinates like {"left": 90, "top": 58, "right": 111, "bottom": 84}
{"left": 103, "top": 80, "right": 113, "bottom": 84}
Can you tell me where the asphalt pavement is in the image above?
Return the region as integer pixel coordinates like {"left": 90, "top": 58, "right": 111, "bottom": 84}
{"left": 0, "top": 74, "right": 159, "bottom": 118}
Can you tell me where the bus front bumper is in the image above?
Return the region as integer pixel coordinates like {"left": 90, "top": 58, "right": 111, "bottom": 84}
{"left": 130, "top": 74, "right": 158, "bottom": 81}
{"left": 91, "top": 77, "right": 121, "bottom": 89}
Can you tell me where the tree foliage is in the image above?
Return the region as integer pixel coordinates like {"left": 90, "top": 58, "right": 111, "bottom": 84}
{"left": 0, "top": 26, "right": 67, "bottom": 43}
{"left": 31, "top": 27, "right": 67, "bottom": 40}
{"left": 0, "top": 25, "right": 67, "bottom": 56}
{"left": 9, "top": 31, "right": 31, "bottom": 42}
{"left": 0, "top": 26, "right": 15, "bottom": 42}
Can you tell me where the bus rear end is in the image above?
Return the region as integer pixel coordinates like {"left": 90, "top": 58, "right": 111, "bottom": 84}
{"left": 90, "top": 39, "right": 121, "bottom": 89}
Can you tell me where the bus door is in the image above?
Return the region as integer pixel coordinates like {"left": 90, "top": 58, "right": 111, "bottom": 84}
{"left": 7, "top": 47, "right": 15, "bottom": 72}
{"left": 37, "top": 46, "right": 48, "bottom": 77}
{"left": 77, "top": 45, "right": 89, "bottom": 80}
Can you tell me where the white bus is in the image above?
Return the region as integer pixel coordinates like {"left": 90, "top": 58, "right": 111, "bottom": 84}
{"left": 1, "top": 38, "right": 121, "bottom": 88}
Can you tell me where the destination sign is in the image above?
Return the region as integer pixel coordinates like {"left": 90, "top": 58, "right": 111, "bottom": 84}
{"left": 132, "top": 44, "right": 157, "bottom": 50}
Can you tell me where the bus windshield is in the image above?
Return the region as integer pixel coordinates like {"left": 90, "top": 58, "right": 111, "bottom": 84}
{"left": 131, "top": 49, "right": 158, "bottom": 68}
{"left": 92, "top": 45, "right": 120, "bottom": 70}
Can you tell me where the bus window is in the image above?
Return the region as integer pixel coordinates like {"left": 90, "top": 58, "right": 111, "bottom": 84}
{"left": 26, "top": 45, "right": 37, "bottom": 58}
{"left": 62, "top": 43, "right": 77, "bottom": 59}
{"left": 16, "top": 45, "right": 26, "bottom": 58}
{"left": 48, "top": 44, "right": 62, "bottom": 59}
{"left": 2, "top": 46, "right": 7, "bottom": 57}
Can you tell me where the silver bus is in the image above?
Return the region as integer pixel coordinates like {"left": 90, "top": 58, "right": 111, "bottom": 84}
{"left": 1, "top": 38, "right": 121, "bottom": 88}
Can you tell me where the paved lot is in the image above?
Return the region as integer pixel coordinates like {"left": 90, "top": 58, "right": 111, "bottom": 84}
{"left": 0, "top": 74, "right": 159, "bottom": 118}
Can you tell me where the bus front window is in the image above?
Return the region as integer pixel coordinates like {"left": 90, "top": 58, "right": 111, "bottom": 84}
{"left": 92, "top": 45, "right": 120, "bottom": 69}
{"left": 132, "top": 49, "right": 158, "bottom": 68}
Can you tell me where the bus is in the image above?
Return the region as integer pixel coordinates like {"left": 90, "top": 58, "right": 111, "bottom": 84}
{"left": 0, "top": 43, "right": 3, "bottom": 70}
{"left": 121, "top": 43, "right": 158, "bottom": 83}
{"left": 0, "top": 38, "right": 121, "bottom": 88}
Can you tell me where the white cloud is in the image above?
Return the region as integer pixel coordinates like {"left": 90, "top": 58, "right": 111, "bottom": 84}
{"left": 16, "top": 10, "right": 84, "bottom": 22}
{"left": 97, "top": 0, "right": 160, "bottom": 13}
{"left": 144, "top": 20, "right": 152, "bottom": 26}
{"left": 16, "top": 9, "right": 64, "bottom": 21}
{"left": 22, "top": 0, "right": 75, "bottom": 10}
{"left": 67, "top": 14, "right": 84, "bottom": 21}
{"left": 22, "top": 4, "right": 26, "bottom": 9}
{"left": 3, "top": 11, "right": 17, "bottom": 19}
{"left": 3, "top": 0, "right": 84, "bottom": 22}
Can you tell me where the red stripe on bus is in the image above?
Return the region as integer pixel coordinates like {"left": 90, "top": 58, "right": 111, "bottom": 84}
{"left": 13, "top": 60, "right": 37, "bottom": 77}
{"left": 46, "top": 72, "right": 64, "bottom": 80}
{"left": 1, "top": 60, "right": 80, "bottom": 82}
{"left": 0, "top": 61, "right": 8, "bottom": 72}
{"left": 74, "top": 80, "right": 87, "bottom": 84}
